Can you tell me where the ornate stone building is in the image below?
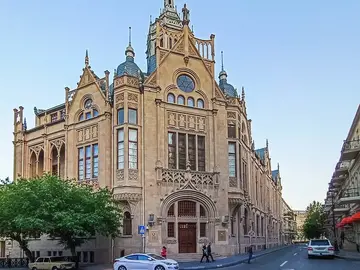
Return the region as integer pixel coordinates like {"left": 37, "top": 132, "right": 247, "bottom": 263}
{"left": 324, "top": 105, "right": 360, "bottom": 251}
{"left": 281, "top": 199, "right": 296, "bottom": 244}
{"left": 11, "top": 0, "right": 285, "bottom": 263}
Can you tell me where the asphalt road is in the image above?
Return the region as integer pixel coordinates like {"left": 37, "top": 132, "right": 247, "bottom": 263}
{"left": 224, "top": 244, "right": 360, "bottom": 270}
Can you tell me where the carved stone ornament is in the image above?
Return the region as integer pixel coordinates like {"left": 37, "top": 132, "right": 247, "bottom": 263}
{"left": 128, "top": 93, "right": 138, "bottom": 102}
{"left": 166, "top": 239, "right": 177, "bottom": 244}
{"left": 113, "top": 193, "right": 142, "bottom": 201}
{"left": 29, "top": 143, "right": 44, "bottom": 157}
{"left": 49, "top": 138, "right": 65, "bottom": 152}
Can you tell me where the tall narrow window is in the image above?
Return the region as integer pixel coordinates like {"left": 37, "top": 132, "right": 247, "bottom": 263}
{"left": 92, "top": 144, "right": 99, "bottom": 178}
{"left": 197, "top": 136, "right": 205, "bottom": 171}
{"left": 129, "top": 129, "right": 138, "bottom": 169}
{"left": 168, "top": 132, "right": 177, "bottom": 169}
{"left": 197, "top": 99, "right": 204, "bottom": 108}
{"left": 187, "top": 97, "right": 195, "bottom": 107}
{"left": 117, "top": 129, "right": 124, "bottom": 169}
{"left": 228, "top": 143, "right": 236, "bottom": 177}
{"left": 177, "top": 96, "right": 185, "bottom": 105}
{"left": 128, "top": 109, "right": 137, "bottom": 125}
{"left": 78, "top": 144, "right": 98, "bottom": 181}
{"left": 78, "top": 148, "right": 84, "bottom": 180}
{"left": 85, "top": 145, "right": 91, "bottom": 179}
{"left": 117, "top": 108, "right": 124, "bottom": 125}
{"left": 178, "top": 133, "right": 186, "bottom": 169}
{"left": 167, "top": 93, "right": 175, "bottom": 103}
{"left": 188, "top": 135, "right": 196, "bottom": 170}
{"left": 228, "top": 123, "right": 236, "bottom": 138}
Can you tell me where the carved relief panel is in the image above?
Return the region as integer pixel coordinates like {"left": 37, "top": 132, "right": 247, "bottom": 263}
{"left": 167, "top": 111, "right": 206, "bottom": 133}
{"left": 77, "top": 124, "right": 98, "bottom": 144}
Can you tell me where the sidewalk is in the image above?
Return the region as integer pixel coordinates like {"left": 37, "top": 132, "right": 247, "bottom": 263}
{"left": 178, "top": 245, "right": 291, "bottom": 270}
{"left": 335, "top": 250, "right": 360, "bottom": 261}
{"left": 77, "top": 245, "right": 291, "bottom": 270}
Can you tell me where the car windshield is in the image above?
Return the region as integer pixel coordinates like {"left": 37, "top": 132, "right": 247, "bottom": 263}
{"left": 310, "top": 240, "right": 330, "bottom": 246}
{"left": 148, "top": 254, "right": 165, "bottom": 260}
{"left": 50, "top": 257, "right": 66, "bottom": 262}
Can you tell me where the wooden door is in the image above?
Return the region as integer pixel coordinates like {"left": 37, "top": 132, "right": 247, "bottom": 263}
{"left": 178, "top": 223, "right": 197, "bottom": 253}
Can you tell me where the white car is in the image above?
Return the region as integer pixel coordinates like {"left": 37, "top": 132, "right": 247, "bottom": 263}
{"left": 307, "top": 239, "right": 335, "bottom": 259}
{"left": 113, "top": 253, "right": 179, "bottom": 270}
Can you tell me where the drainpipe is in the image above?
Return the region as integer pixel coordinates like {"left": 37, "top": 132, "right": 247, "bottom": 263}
{"left": 141, "top": 82, "right": 146, "bottom": 253}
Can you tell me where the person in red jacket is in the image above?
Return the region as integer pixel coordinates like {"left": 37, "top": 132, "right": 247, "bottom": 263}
{"left": 161, "top": 246, "right": 167, "bottom": 258}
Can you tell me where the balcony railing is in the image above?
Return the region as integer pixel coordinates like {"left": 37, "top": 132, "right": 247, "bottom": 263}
{"left": 333, "top": 204, "right": 350, "bottom": 213}
{"left": 338, "top": 187, "right": 360, "bottom": 205}
{"left": 341, "top": 139, "right": 360, "bottom": 161}
{"left": 333, "top": 161, "right": 350, "bottom": 177}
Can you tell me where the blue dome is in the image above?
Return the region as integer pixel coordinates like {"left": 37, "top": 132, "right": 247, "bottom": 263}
{"left": 116, "top": 56, "right": 144, "bottom": 78}
{"left": 219, "top": 78, "right": 237, "bottom": 97}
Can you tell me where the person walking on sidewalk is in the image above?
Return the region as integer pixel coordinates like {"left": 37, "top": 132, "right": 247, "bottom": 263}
{"left": 161, "top": 246, "right": 167, "bottom": 258}
{"left": 247, "top": 245, "right": 253, "bottom": 264}
{"left": 207, "top": 243, "right": 215, "bottom": 262}
{"left": 200, "top": 244, "right": 209, "bottom": 263}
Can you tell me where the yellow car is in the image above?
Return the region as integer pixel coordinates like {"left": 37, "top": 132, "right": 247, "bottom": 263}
{"left": 28, "top": 256, "right": 75, "bottom": 270}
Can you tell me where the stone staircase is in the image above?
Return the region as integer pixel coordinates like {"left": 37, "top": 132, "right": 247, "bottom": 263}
{"left": 167, "top": 253, "right": 226, "bottom": 262}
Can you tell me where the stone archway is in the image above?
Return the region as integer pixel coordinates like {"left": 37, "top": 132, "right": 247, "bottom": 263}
{"left": 160, "top": 189, "right": 217, "bottom": 253}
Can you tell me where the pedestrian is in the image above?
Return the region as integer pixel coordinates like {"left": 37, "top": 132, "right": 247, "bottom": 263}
{"left": 200, "top": 244, "right": 209, "bottom": 263}
{"left": 161, "top": 246, "right": 167, "bottom": 258}
{"left": 207, "top": 242, "right": 215, "bottom": 262}
{"left": 247, "top": 245, "right": 253, "bottom": 264}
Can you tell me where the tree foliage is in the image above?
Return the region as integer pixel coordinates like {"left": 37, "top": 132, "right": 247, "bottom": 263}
{"left": 302, "top": 200, "right": 326, "bottom": 240}
{"left": 0, "top": 174, "right": 123, "bottom": 261}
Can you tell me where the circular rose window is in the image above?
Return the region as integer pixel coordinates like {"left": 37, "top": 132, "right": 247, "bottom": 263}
{"left": 177, "top": 74, "right": 195, "bottom": 93}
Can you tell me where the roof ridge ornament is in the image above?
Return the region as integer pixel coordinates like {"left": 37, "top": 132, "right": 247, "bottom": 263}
{"left": 182, "top": 4, "right": 190, "bottom": 25}
{"left": 85, "top": 49, "right": 89, "bottom": 67}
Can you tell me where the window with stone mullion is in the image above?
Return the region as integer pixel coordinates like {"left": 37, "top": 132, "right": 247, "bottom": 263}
{"left": 188, "top": 134, "right": 196, "bottom": 170}
{"left": 178, "top": 133, "right": 187, "bottom": 170}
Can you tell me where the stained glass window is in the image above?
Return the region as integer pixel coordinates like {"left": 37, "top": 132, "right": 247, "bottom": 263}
{"left": 177, "top": 75, "right": 195, "bottom": 92}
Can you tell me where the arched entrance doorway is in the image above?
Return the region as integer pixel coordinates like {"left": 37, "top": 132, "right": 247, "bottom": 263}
{"left": 161, "top": 190, "right": 217, "bottom": 253}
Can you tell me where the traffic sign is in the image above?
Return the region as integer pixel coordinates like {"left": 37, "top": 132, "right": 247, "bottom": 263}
{"left": 138, "top": 225, "right": 146, "bottom": 235}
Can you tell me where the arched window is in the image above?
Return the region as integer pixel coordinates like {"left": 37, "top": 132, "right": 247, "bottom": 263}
{"left": 160, "top": 38, "right": 164, "bottom": 47}
{"left": 197, "top": 99, "right": 204, "bottom": 108}
{"left": 187, "top": 97, "right": 195, "bottom": 107}
{"left": 123, "top": 211, "right": 132, "bottom": 236}
{"left": 78, "top": 109, "right": 99, "bottom": 121}
{"left": 167, "top": 93, "right": 175, "bottom": 103}
{"left": 177, "top": 95, "right": 185, "bottom": 105}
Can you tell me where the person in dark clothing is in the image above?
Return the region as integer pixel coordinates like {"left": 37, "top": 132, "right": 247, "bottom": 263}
{"left": 200, "top": 244, "right": 209, "bottom": 263}
{"left": 248, "top": 245, "right": 253, "bottom": 264}
{"left": 207, "top": 243, "right": 215, "bottom": 262}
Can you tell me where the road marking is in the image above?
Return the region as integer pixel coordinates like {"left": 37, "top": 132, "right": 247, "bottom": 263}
{"left": 294, "top": 253, "right": 297, "bottom": 255}
{"left": 280, "top": 261, "right": 288, "bottom": 267}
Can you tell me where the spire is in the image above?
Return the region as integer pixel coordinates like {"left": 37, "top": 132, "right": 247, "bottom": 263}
{"left": 125, "top": 27, "right": 135, "bottom": 58}
{"left": 219, "top": 51, "right": 227, "bottom": 80}
{"left": 242, "top": 87, "right": 245, "bottom": 101}
{"left": 277, "top": 163, "right": 280, "bottom": 171}
{"left": 266, "top": 139, "right": 269, "bottom": 150}
{"left": 221, "top": 51, "right": 224, "bottom": 71}
{"left": 85, "top": 50, "right": 89, "bottom": 67}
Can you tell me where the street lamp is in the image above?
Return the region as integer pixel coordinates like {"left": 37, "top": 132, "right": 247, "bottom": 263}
{"left": 328, "top": 183, "right": 339, "bottom": 252}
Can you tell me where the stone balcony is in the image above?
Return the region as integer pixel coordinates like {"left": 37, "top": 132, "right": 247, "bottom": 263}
{"left": 338, "top": 187, "right": 360, "bottom": 205}
{"left": 333, "top": 204, "right": 350, "bottom": 214}
{"left": 332, "top": 173, "right": 348, "bottom": 183}
{"left": 340, "top": 139, "right": 360, "bottom": 161}
{"left": 333, "top": 161, "right": 350, "bottom": 178}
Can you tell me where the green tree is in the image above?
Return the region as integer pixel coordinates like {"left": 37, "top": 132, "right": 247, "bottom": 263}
{"left": 302, "top": 200, "right": 326, "bottom": 239}
{"left": 0, "top": 175, "right": 123, "bottom": 261}
{"left": 0, "top": 177, "right": 49, "bottom": 261}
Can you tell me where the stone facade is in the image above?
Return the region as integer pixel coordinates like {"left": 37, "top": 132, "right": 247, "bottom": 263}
{"left": 325, "top": 105, "right": 360, "bottom": 251}
{"left": 281, "top": 199, "right": 296, "bottom": 244}
{"left": 10, "top": 1, "right": 287, "bottom": 264}
{"left": 294, "top": 210, "right": 307, "bottom": 240}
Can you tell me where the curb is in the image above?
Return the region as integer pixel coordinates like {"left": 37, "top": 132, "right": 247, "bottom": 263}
{"left": 179, "top": 246, "right": 290, "bottom": 270}
{"left": 335, "top": 254, "right": 360, "bottom": 261}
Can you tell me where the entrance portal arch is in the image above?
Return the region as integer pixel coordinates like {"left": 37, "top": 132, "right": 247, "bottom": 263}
{"left": 160, "top": 189, "right": 217, "bottom": 253}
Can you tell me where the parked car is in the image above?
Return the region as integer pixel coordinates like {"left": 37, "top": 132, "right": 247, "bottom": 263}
{"left": 28, "top": 256, "right": 75, "bottom": 270}
{"left": 307, "top": 239, "right": 335, "bottom": 259}
{"left": 113, "top": 253, "right": 179, "bottom": 270}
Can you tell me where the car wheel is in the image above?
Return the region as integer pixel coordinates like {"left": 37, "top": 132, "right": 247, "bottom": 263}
{"left": 52, "top": 267, "right": 58, "bottom": 270}
{"left": 308, "top": 255, "right": 312, "bottom": 259}
{"left": 32, "top": 268, "right": 38, "bottom": 270}
{"left": 154, "top": 265, "right": 165, "bottom": 270}
{"left": 118, "top": 266, "right": 127, "bottom": 270}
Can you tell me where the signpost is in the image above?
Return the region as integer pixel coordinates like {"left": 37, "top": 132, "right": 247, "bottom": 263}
{"left": 138, "top": 225, "right": 146, "bottom": 253}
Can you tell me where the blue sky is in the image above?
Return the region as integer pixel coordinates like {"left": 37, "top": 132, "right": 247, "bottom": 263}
{"left": 0, "top": 0, "right": 359, "bottom": 210}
